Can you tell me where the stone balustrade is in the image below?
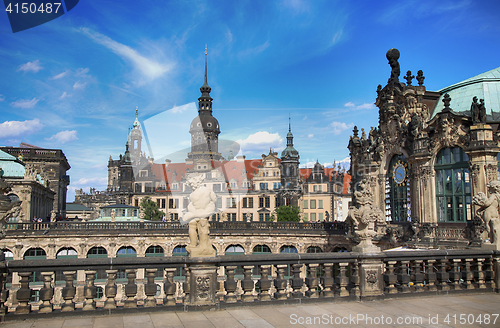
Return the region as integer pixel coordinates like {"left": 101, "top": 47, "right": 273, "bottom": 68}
{"left": 0, "top": 249, "right": 497, "bottom": 321}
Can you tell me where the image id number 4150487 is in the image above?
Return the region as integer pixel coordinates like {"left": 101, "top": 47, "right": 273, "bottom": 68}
{"left": 444, "top": 314, "right": 498, "bottom": 325}
{"left": 6, "top": 2, "right": 62, "bottom": 14}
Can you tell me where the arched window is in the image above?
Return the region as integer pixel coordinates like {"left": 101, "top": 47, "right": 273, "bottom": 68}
{"left": 435, "top": 147, "right": 471, "bottom": 222}
{"left": 116, "top": 246, "right": 136, "bottom": 257}
{"left": 252, "top": 245, "right": 271, "bottom": 254}
{"left": 87, "top": 247, "right": 107, "bottom": 258}
{"left": 280, "top": 245, "right": 297, "bottom": 253}
{"left": 56, "top": 247, "right": 77, "bottom": 259}
{"left": 2, "top": 249, "right": 13, "bottom": 260}
{"left": 225, "top": 245, "right": 244, "bottom": 254}
{"left": 306, "top": 246, "right": 322, "bottom": 253}
{"left": 24, "top": 248, "right": 46, "bottom": 260}
{"left": 385, "top": 155, "right": 411, "bottom": 222}
{"left": 145, "top": 245, "right": 164, "bottom": 257}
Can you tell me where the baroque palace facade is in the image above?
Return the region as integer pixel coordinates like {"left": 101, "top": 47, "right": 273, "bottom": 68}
{"left": 349, "top": 48, "right": 500, "bottom": 246}
{"left": 75, "top": 53, "right": 351, "bottom": 224}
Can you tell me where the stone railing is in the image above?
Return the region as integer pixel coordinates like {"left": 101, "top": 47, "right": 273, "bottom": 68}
{"left": 0, "top": 249, "right": 498, "bottom": 321}
{"left": 5, "top": 221, "right": 349, "bottom": 235}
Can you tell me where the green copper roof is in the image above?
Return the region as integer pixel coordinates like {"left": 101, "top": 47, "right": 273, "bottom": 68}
{"left": 431, "top": 67, "right": 500, "bottom": 120}
{"left": 0, "top": 150, "right": 25, "bottom": 178}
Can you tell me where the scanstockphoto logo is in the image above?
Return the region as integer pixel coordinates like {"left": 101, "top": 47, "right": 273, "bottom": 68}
{"left": 3, "top": 0, "right": 79, "bottom": 33}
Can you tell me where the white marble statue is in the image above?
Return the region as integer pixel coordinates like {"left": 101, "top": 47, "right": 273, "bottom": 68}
{"left": 473, "top": 180, "right": 500, "bottom": 249}
{"left": 181, "top": 174, "right": 216, "bottom": 257}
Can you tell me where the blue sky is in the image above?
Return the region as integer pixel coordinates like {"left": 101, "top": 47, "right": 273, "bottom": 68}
{"left": 1, "top": 0, "right": 499, "bottom": 202}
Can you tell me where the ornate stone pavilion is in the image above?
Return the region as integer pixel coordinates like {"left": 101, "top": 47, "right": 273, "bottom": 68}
{"left": 349, "top": 48, "right": 500, "bottom": 245}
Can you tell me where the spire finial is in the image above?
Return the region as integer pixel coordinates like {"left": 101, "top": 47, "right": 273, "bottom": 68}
{"left": 135, "top": 106, "right": 138, "bottom": 118}
{"left": 204, "top": 45, "right": 208, "bottom": 85}
{"left": 288, "top": 114, "right": 291, "bottom": 132}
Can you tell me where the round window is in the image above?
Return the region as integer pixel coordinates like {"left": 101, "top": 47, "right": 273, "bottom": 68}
{"left": 207, "top": 123, "right": 212, "bottom": 127}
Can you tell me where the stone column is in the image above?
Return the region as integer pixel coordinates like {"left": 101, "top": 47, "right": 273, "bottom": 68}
{"left": 163, "top": 268, "right": 177, "bottom": 306}
{"left": 15, "top": 272, "right": 31, "bottom": 314}
{"left": 61, "top": 271, "right": 76, "bottom": 312}
{"left": 104, "top": 270, "right": 117, "bottom": 309}
{"left": 359, "top": 257, "right": 384, "bottom": 297}
{"left": 188, "top": 264, "right": 218, "bottom": 306}
{"left": 144, "top": 269, "right": 158, "bottom": 307}
{"left": 38, "top": 272, "right": 54, "bottom": 313}
{"left": 82, "top": 270, "right": 96, "bottom": 311}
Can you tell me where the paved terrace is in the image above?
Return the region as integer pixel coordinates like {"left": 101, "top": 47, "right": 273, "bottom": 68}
{"left": 1, "top": 293, "right": 499, "bottom": 327}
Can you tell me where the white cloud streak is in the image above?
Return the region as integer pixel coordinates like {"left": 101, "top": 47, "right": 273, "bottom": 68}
{"left": 329, "top": 121, "right": 354, "bottom": 135}
{"left": 0, "top": 119, "right": 43, "bottom": 138}
{"left": 79, "top": 28, "right": 173, "bottom": 80}
{"left": 11, "top": 98, "right": 39, "bottom": 108}
{"left": 344, "top": 102, "right": 375, "bottom": 110}
{"left": 236, "top": 131, "right": 283, "bottom": 154}
{"left": 46, "top": 130, "right": 78, "bottom": 143}
{"left": 17, "top": 60, "right": 43, "bottom": 73}
{"left": 51, "top": 70, "right": 69, "bottom": 80}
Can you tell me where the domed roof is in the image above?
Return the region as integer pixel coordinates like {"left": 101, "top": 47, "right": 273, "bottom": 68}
{"left": 431, "top": 67, "right": 500, "bottom": 120}
{"left": 190, "top": 113, "right": 220, "bottom": 133}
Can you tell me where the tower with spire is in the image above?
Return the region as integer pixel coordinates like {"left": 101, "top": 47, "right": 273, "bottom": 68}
{"left": 128, "top": 106, "right": 143, "bottom": 161}
{"left": 187, "top": 46, "right": 222, "bottom": 170}
{"left": 279, "top": 116, "right": 301, "bottom": 207}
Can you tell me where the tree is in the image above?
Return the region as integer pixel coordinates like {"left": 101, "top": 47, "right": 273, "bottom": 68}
{"left": 139, "top": 196, "right": 164, "bottom": 221}
{"left": 274, "top": 205, "right": 301, "bottom": 222}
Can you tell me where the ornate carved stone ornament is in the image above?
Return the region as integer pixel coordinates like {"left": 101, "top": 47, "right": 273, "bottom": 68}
{"left": 485, "top": 164, "right": 497, "bottom": 183}
{"left": 195, "top": 276, "right": 211, "bottom": 300}
{"left": 346, "top": 179, "right": 385, "bottom": 253}
{"left": 472, "top": 180, "right": 500, "bottom": 249}
{"left": 366, "top": 270, "right": 378, "bottom": 285}
{"left": 469, "top": 164, "right": 480, "bottom": 189}
{"left": 0, "top": 177, "right": 22, "bottom": 238}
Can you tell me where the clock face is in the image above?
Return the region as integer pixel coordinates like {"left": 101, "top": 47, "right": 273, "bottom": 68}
{"left": 393, "top": 161, "right": 407, "bottom": 185}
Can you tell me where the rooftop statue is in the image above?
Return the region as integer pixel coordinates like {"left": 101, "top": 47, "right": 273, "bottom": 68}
{"left": 0, "top": 175, "right": 22, "bottom": 239}
{"left": 386, "top": 48, "right": 401, "bottom": 86}
{"left": 347, "top": 178, "right": 385, "bottom": 253}
{"left": 181, "top": 174, "right": 216, "bottom": 257}
{"left": 473, "top": 181, "right": 500, "bottom": 249}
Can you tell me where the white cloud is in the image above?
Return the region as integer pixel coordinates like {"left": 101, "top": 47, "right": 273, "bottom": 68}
{"left": 17, "top": 60, "right": 43, "bottom": 73}
{"left": 329, "top": 121, "right": 354, "bottom": 135}
{"left": 59, "top": 92, "right": 71, "bottom": 99}
{"left": 79, "top": 28, "right": 173, "bottom": 80}
{"left": 0, "top": 94, "right": 4, "bottom": 102}
{"left": 11, "top": 98, "right": 39, "bottom": 108}
{"left": 331, "top": 29, "right": 343, "bottom": 46}
{"left": 46, "top": 130, "right": 78, "bottom": 143}
{"left": 239, "top": 40, "right": 271, "bottom": 58}
{"left": 344, "top": 102, "right": 375, "bottom": 110}
{"left": 71, "top": 177, "right": 107, "bottom": 187}
{"left": 307, "top": 134, "right": 314, "bottom": 138}
{"left": 170, "top": 103, "right": 193, "bottom": 114}
{"left": 75, "top": 68, "right": 89, "bottom": 76}
{"left": 51, "top": 70, "right": 69, "bottom": 80}
{"left": 0, "top": 118, "right": 43, "bottom": 138}
{"left": 73, "top": 81, "right": 87, "bottom": 90}
{"left": 236, "top": 131, "right": 283, "bottom": 154}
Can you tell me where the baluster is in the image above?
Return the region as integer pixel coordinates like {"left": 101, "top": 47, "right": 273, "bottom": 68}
{"left": 124, "top": 269, "right": 137, "bottom": 308}
{"left": 274, "top": 264, "right": 288, "bottom": 300}
{"left": 163, "top": 268, "right": 176, "bottom": 306}
{"left": 462, "top": 259, "right": 474, "bottom": 290}
{"left": 321, "top": 263, "right": 334, "bottom": 298}
{"left": 483, "top": 257, "right": 494, "bottom": 289}
{"left": 449, "top": 259, "right": 461, "bottom": 290}
{"left": 411, "top": 260, "right": 424, "bottom": 292}
{"left": 473, "top": 258, "right": 486, "bottom": 289}
{"left": 82, "top": 270, "right": 96, "bottom": 311}
{"left": 291, "top": 264, "right": 304, "bottom": 298}
{"left": 144, "top": 269, "right": 157, "bottom": 307}
{"left": 349, "top": 261, "right": 360, "bottom": 297}
{"left": 305, "top": 264, "right": 319, "bottom": 298}
{"left": 425, "top": 260, "right": 437, "bottom": 292}
{"left": 335, "top": 263, "right": 349, "bottom": 297}
{"left": 61, "top": 271, "right": 76, "bottom": 312}
{"left": 183, "top": 267, "right": 190, "bottom": 302}
{"left": 241, "top": 266, "right": 255, "bottom": 302}
{"left": 104, "top": 270, "right": 117, "bottom": 309}
{"left": 0, "top": 271, "right": 9, "bottom": 317}
{"left": 224, "top": 266, "right": 237, "bottom": 303}
{"left": 16, "top": 272, "right": 32, "bottom": 314}
{"left": 436, "top": 259, "right": 449, "bottom": 291}
{"left": 384, "top": 261, "right": 398, "bottom": 294}
{"left": 38, "top": 272, "right": 54, "bottom": 313}
{"left": 397, "top": 261, "right": 410, "bottom": 293}
{"left": 257, "top": 265, "right": 271, "bottom": 301}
